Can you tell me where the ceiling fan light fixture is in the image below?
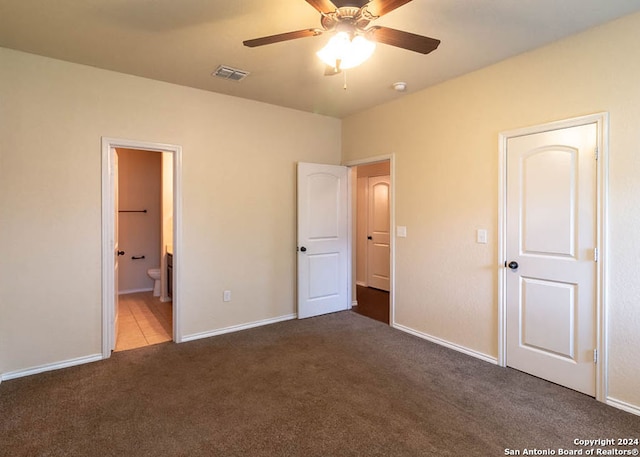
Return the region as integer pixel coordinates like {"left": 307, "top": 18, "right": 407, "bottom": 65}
{"left": 316, "top": 32, "right": 376, "bottom": 70}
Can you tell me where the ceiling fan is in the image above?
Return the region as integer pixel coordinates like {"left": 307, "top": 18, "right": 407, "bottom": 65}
{"left": 243, "top": 0, "right": 440, "bottom": 74}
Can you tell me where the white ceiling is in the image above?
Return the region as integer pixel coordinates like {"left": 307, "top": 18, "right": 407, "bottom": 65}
{"left": 1, "top": 0, "right": 640, "bottom": 118}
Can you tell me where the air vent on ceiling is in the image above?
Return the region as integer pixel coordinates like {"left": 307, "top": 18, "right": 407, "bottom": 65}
{"left": 212, "top": 65, "right": 250, "bottom": 82}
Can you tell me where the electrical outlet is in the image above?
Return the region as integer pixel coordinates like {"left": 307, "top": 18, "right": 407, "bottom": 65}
{"left": 223, "top": 290, "right": 231, "bottom": 302}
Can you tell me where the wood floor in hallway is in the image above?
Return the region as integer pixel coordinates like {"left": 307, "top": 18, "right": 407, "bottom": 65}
{"left": 116, "top": 292, "right": 172, "bottom": 352}
{"left": 352, "top": 285, "right": 390, "bottom": 325}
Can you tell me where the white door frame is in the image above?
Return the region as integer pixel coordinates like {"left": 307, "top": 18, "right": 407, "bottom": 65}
{"left": 101, "top": 137, "right": 183, "bottom": 358}
{"left": 343, "top": 154, "right": 396, "bottom": 325}
{"left": 497, "top": 113, "right": 609, "bottom": 402}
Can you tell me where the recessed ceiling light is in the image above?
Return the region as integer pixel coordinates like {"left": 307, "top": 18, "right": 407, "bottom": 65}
{"left": 392, "top": 82, "right": 407, "bottom": 92}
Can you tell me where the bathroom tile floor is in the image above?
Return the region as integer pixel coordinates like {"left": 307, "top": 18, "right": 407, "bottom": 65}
{"left": 115, "top": 292, "right": 172, "bottom": 352}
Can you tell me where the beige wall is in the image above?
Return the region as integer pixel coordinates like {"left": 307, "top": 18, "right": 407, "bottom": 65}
{"left": 116, "top": 148, "right": 161, "bottom": 293}
{"left": 0, "top": 47, "right": 341, "bottom": 375}
{"left": 343, "top": 12, "right": 640, "bottom": 410}
{"left": 355, "top": 175, "right": 368, "bottom": 286}
{"left": 356, "top": 162, "right": 390, "bottom": 179}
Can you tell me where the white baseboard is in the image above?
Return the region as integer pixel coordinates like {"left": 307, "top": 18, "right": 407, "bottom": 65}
{"left": 393, "top": 323, "right": 498, "bottom": 365}
{"left": 351, "top": 300, "right": 358, "bottom": 308}
{"left": 118, "top": 287, "right": 154, "bottom": 295}
{"left": 1, "top": 315, "right": 297, "bottom": 382}
{"left": 606, "top": 396, "right": 640, "bottom": 417}
{"left": 1, "top": 353, "right": 103, "bottom": 382}
{"left": 181, "top": 313, "right": 297, "bottom": 343}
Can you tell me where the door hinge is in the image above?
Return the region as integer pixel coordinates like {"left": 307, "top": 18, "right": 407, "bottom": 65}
{"left": 594, "top": 247, "right": 598, "bottom": 262}
{"left": 595, "top": 147, "right": 599, "bottom": 160}
{"left": 593, "top": 349, "right": 598, "bottom": 364}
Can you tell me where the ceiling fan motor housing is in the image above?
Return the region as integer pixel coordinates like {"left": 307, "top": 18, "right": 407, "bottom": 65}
{"left": 320, "top": 6, "right": 374, "bottom": 35}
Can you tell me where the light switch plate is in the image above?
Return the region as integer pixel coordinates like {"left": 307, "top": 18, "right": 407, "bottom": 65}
{"left": 397, "top": 226, "right": 407, "bottom": 238}
{"left": 477, "top": 229, "right": 488, "bottom": 244}
{"left": 223, "top": 290, "right": 231, "bottom": 302}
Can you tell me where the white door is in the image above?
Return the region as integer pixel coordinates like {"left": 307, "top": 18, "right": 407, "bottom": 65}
{"left": 506, "top": 123, "right": 597, "bottom": 396}
{"left": 113, "top": 149, "right": 121, "bottom": 350}
{"left": 367, "top": 176, "right": 390, "bottom": 291}
{"left": 297, "top": 162, "right": 349, "bottom": 319}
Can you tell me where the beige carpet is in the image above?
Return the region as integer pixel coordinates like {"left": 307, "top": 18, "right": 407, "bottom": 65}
{"left": 1, "top": 311, "right": 638, "bottom": 456}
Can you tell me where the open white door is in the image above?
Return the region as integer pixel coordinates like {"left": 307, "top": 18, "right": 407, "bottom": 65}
{"left": 506, "top": 123, "right": 597, "bottom": 396}
{"left": 113, "top": 149, "right": 121, "bottom": 350}
{"left": 297, "top": 162, "right": 349, "bottom": 319}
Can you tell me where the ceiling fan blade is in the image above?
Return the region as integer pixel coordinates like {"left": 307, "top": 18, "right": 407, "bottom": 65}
{"left": 305, "top": 0, "right": 338, "bottom": 14}
{"left": 243, "top": 29, "right": 322, "bottom": 47}
{"left": 368, "top": 26, "right": 440, "bottom": 54}
{"left": 366, "top": 0, "right": 413, "bottom": 17}
{"left": 332, "top": 0, "right": 369, "bottom": 7}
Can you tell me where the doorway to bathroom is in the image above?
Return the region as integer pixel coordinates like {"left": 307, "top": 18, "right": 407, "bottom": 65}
{"left": 101, "top": 138, "right": 182, "bottom": 358}
{"left": 114, "top": 148, "right": 173, "bottom": 351}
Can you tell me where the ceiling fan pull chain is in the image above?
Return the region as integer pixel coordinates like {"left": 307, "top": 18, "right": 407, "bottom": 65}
{"left": 343, "top": 69, "right": 348, "bottom": 90}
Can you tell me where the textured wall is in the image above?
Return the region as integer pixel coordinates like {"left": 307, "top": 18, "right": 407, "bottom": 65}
{"left": 342, "top": 12, "right": 640, "bottom": 410}
{"left": 0, "top": 48, "right": 341, "bottom": 375}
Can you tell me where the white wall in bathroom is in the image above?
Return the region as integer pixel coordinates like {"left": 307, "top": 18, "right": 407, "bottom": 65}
{"left": 116, "top": 148, "right": 162, "bottom": 294}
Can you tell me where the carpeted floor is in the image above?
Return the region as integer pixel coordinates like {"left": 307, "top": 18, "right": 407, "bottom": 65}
{"left": 1, "top": 311, "right": 638, "bottom": 456}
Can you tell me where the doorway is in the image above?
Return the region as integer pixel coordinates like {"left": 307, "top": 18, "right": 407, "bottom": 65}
{"left": 498, "top": 113, "right": 608, "bottom": 401}
{"left": 342, "top": 156, "right": 394, "bottom": 326}
{"left": 295, "top": 156, "right": 395, "bottom": 323}
{"left": 114, "top": 148, "right": 173, "bottom": 351}
{"left": 101, "top": 138, "right": 183, "bottom": 358}
{"left": 352, "top": 161, "right": 391, "bottom": 324}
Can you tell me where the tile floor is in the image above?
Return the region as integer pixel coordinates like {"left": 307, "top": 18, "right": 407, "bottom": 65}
{"left": 115, "top": 292, "right": 172, "bottom": 352}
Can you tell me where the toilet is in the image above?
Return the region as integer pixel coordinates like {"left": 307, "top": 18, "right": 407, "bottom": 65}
{"left": 147, "top": 268, "right": 161, "bottom": 297}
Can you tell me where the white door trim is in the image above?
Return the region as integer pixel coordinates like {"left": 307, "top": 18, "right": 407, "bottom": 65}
{"left": 101, "top": 137, "right": 183, "bottom": 358}
{"left": 497, "top": 113, "right": 609, "bottom": 402}
{"left": 343, "top": 154, "right": 396, "bottom": 325}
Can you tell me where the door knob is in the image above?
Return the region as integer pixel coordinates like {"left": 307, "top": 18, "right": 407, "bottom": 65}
{"left": 300, "top": 246, "right": 307, "bottom": 252}
{"left": 508, "top": 261, "right": 518, "bottom": 270}
{"left": 117, "top": 250, "right": 125, "bottom": 256}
